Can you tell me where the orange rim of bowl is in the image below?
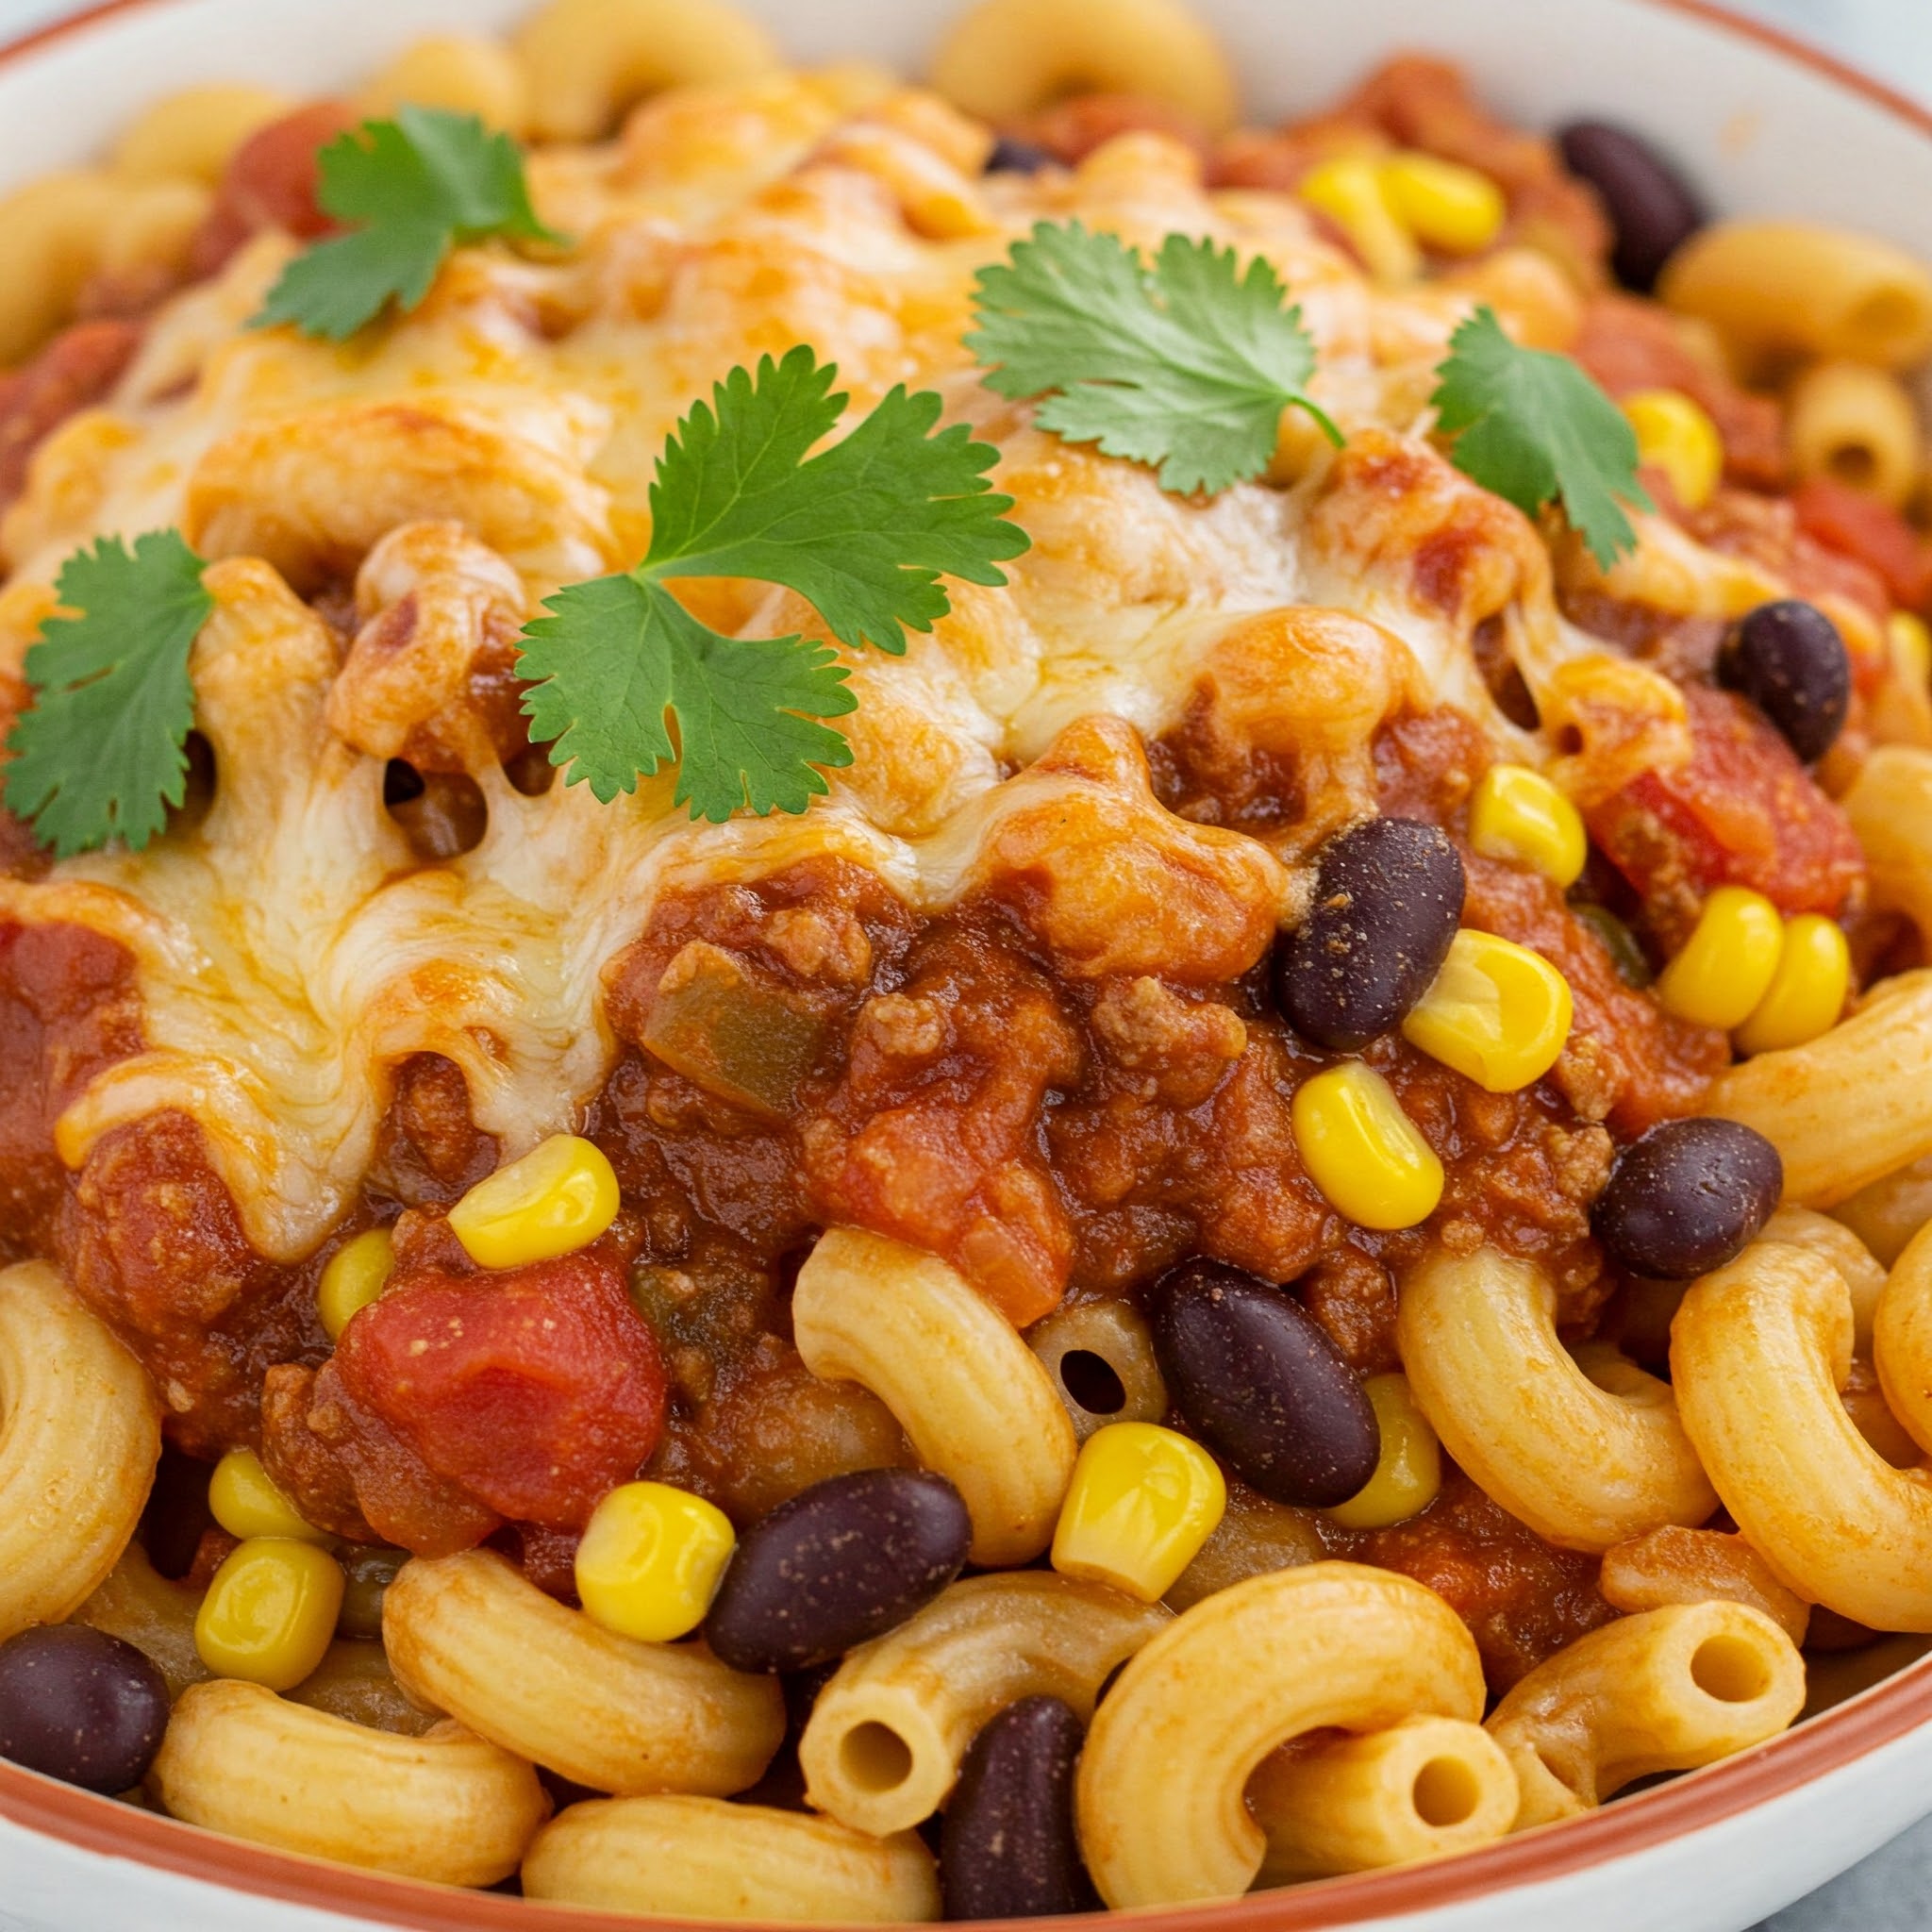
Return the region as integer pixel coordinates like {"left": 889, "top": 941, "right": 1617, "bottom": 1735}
{"left": 1, "top": 0, "right": 1931, "bottom": 1925}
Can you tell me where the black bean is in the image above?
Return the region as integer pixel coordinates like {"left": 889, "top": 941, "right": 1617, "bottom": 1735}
{"left": 0, "top": 1624, "right": 170, "bottom": 1795}
{"left": 941, "top": 1698, "right": 1094, "bottom": 1920}
{"left": 705, "top": 1469, "right": 971, "bottom": 1674}
{"left": 1717, "top": 600, "right": 1852, "bottom": 764}
{"left": 985, "top": 136, "right": 1053, "bottom": 175}
{"left": 1592, "top": 1117, "right": 1783, "bottom": 1280}
{"left": 337, "top": 1544, "right": 408, "bottom": 1641}
{"left": 1151, "top": 1259, "right": 1379, "bottom": 1507}
{"left": 1275, "top": 818, "right": 1465, "bottom": 1051}
{"left": 1557, "top": 121, "right": 1705, "bottom": 293}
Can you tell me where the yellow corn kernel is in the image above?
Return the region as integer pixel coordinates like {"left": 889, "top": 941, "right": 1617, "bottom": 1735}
{"left": 193, "top": 1538, "right": 344, "bottom": 1691}
{"left": 1297, "top": 158, "right": 1421, "bottom": 286}
{"left": 1051, "top": 1422, "right": 1226, "bottom": 1604}
{"left": 1468, "top": 762, "right": 1589, "bottom": 888}
{"left": 1657, "top": 885, "right": 1785, "bottom": 1030}
{"left": 1734, "top": 913, "right": 1851, "bottom": 1056}
{"left": 1379, "top": 150, "right": 1506, "bottom": 256}
{"left": 1890, "top": 610, "right": 1931, "bottom": 689}
{"left": 1326, "top": 1374, "right": 1441, "bottom": 1530}
{"left": 1291, "top": 1062, "right": 1444, "bottom": 1232}
{"left": 1401, "top": 929, "right": 1574, "bottom": 1094}
{"left": 1622, "top": 389, "right": 1724, "bottom": 512}
{"left": 575, "top": 1481, "right": 737, "bottom": 1644}
{"left": 448, "top": 1133, "right": 620, "bottom": 1270}
{"left": 316, "top": 1225, "right": 394, "bottom": 1341}
{"left": 208, "top": 1448, "right": 328, "bottom": 1546}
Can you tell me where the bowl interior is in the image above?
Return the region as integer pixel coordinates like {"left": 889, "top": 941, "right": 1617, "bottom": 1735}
{"left": 2, "top": 0, "right": 1932, "bottom": 1926}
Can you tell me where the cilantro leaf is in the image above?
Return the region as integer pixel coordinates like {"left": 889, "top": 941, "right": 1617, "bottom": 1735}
{"left": 646, "top": 346, "right": 1028, "bottom": 654}
{"left": 518, "top": 575, "right": 856, "bottom": 819}
{"left": 967, "top": 222, "right": 1342, "bottom": 496}
{"left": 254, "top": 107, "right": 564, "bottom": 341}
{"left": 518, "top": 347, "right": 1027, "bottom": 820}
{"left": 1432, "top": 307, "right": 1654, "bottom": 570}
{"left": 4, "top": 530, "right": 211, "bottom": 858}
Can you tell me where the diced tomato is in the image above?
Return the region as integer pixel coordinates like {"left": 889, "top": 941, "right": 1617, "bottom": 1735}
{"left": 0, "top": 318, "right": 142, "bottom": 505}
{"left": 1586, "top": 683, "right": 1865, "bottom": 931}
{"left": 1792, "top": 475, "right": 1932, "bottom": 612}
{"left": 335, "top": 1250, "right": 666, "bottom": 1530}
{"left": 190, "top": 100, "right": 358, "bottom": 278}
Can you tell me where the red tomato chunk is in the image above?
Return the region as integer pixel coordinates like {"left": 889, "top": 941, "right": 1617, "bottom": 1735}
{"left": 1588, "top": 683, "right": 1865, "bottom": 931}
{"left": 334, "top": 1251, "right": 667, "bottom": 1529}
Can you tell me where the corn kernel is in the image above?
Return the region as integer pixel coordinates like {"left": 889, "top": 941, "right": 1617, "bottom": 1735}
{"left": 1401, "top": 929, "right": 1574, "bottom": 1094}
{"left": 208, "top": 1448, "right": 328, "bottom": 1545}
{"left": 1379, "top": 150, "right": 1506, "bottom": 256}
{"left": 1327, "top": 1374, "right": 1441, "bottom": 1530}
{"left": 448, "top": 1133, "right": 620, "bottom": 1270}
{"left": 1890, "top": 610, "right": 1931, "bottom": 689}
{"left": 1468, "top": 763, "right": 1589, "bottom": 888}
{"left": 1297, "top": 158, "right": 1421, "bottom": 285}
{"left": 1291, "top": 1061, "right": 1444, "bottom": 1231}
{"left": 1734, "top": 913, "right": 1851, "bottom": 1056}
{"left": 1657, "top": 885, "right": 1785, "bottom": 1029}
{"left": 1622, "top": 388, "right": 1724, "bottom": 512}
{"left": 316, "top": 1225, "right": 394, "bottom": 1341}
{"left": 193, "top": 1538, "right": 343, "bottom": 1690}
{"left": 1051, "top": 1423, "right": 1226, "bottom": 1604}
{"left": 575, "top": 1481, "right": 737, "bottom": 1643}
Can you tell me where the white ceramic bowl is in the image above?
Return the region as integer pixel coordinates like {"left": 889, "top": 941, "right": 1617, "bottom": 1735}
{"left": 4, "top": 3, "right": 1932, "bottom": 1929}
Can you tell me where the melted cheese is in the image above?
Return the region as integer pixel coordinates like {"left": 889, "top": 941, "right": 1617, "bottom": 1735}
{"left": 0, "top": 74, "right": 1800, "bottom": 1259}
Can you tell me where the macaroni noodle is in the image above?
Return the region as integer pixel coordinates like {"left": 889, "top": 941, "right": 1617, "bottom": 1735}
{"left": 792, "top": 1228, "right": 1078, "bottom": 1565}
{"left": 798, "top": 1572, "right": 1169, "bottom": 1838}
{"left": 1398, "top": 1245, "right": 1715, "bottom": 1552}
{"left": 1075, "top": 1561, "right": 1487, "bottom": 1907}
{"left": 1485, "top": 1604, "right": 1805, "bottom": 1828}
{"left": 0, "top": 1261, "right": 160, "bottom": 1641}
{"left": 382, "top": 1548, "right": 785, "bottom": 1795}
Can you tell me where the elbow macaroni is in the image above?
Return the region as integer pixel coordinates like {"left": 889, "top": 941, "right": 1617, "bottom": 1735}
{"left": 1706, "top": 970, "right": 1932, "bottom": 1208}
{"left": 1786, "top": 358, "right": 1924, "bottom": 508}
{"left": 524, "top": 1796, "right": 941, "bottom": 1923}
{"left": 1398, "top": 1245, "right": 1715, "bottom": 1552}
{"left": 1247, "top": 1714, "right": 1519, "bottom": 1886}
{"left": 1074, "top": 1562, "right": 1488, "bottom": 1907}
{"left": 382, "top": 1548, "right": 785, "bottom": 1795}
{"left": 1673, "top": 1241, "right": 1932, "bottom": 1630}
{"left": 1661, "top": 219, "right": 1932, "bottom": 374}
{"left": 798, "top": 1572, "right": 1169, "bottom": 1838}
{"left": 0, "top": 1260, "right": 160, "bottom": 1641}
{"left": 1485, "top": 1604, "right": 1805, "bottom": 1829}
{"left": 1026, "top": 1296, "right": 1169, "bottom": 1441}
{"left": 151, "top": 1679, "right": 548, "bottom": 1886}
{"left": 792, "top": 1227, "right": 1078, "bottom": 1564}
{"left": 930, "top": 0, "right": 1239, "bottom": 130}
{"left": 515, "top": 0, "right": 783, "bottom": 141}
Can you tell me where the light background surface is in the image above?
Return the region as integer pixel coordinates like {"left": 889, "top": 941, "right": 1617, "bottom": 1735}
{"left": 0, "top": 0, "right": 1925, "bottom": 1924}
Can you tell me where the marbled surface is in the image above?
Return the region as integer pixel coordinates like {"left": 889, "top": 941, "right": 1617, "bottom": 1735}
{"left": 0, "top": 0, "right": 1926, "bottom": 1924}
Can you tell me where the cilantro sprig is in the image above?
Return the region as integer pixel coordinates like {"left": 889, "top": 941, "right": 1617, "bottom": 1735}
{"left": 518, "top": 345, "right": 1030, "bottom": 821}
{"left": 254, "top": 106, "right": 564, "bottom": 341}
{"left": 1431, "top": 307, "right": 1654, "bottom": 570}
{"left": 968, "top": 222, "right": 1342, "bottom": 496}
{"left": 4, "top": 531, "right": 212, "bottom": 858}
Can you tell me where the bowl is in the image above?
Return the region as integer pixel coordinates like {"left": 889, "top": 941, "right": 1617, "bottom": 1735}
{"left": 3, "top": 1, "right": 1932, "bottom": 1928}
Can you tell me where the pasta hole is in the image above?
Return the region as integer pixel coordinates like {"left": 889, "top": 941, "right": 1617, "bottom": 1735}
{"left": 176, "top": 730, "right": 218, "bottom": 828}
{"left": 504, "top": 745, "right": 558, "bottom": 797}
{"left": 1411, "top": 1756, "right": 1481, "bottom": 1829}
{"left": 1825, "top": 443, "right": 1879, "bottom": 491}
{"left": 840, "top": 1722, "right": 914, "bottom": 1793}
{"left": 385, "top": 763, "right": 488, "bottom": 860}
{"left": 1059, "top": 1349, "right": 1126, "bottom": 1417}
{"left": 1690, "top": 1633, "right": 1773, "bottom": 1704}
